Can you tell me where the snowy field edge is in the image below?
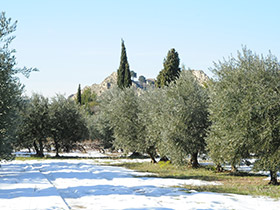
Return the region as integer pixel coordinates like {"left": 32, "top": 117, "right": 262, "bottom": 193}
{"left": 1, "top": 157, "right": 280, "bottom": 210}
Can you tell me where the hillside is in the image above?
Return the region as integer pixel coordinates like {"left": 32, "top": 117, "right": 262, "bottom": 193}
{"left": 76, "top": 70, "right": 209, "bottom": 97}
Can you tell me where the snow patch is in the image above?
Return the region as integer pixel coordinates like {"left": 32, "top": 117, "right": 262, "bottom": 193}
{"left": 0, "top": 159, "right": 280, "bottom": 210}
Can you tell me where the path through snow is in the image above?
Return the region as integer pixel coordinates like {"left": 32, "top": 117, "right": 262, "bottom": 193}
{"left": 0, "top": 159, "right": 280, "bottom": 210}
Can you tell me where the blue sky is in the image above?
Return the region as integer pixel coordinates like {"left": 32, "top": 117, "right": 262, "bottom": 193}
{"left": 2, "top": 0, "right": 280, "bottom": 97}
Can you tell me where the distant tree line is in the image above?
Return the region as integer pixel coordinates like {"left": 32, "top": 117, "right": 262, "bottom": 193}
{"left": 1, "top": 13, "right": 279, "bottom": 185}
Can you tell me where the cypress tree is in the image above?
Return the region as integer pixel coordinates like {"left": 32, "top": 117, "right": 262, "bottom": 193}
{"left": 77, "top": 84, "right": 82, "bottom": 105}
{"left": 117, "top": 40, "right": 132, "bottom": 89}
{"left": 156, "top": 48, "right": 181, "bottom": 88}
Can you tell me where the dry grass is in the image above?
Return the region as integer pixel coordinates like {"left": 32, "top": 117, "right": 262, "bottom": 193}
{"left": 114, "top": 161, "right": 280, "bottom": 199}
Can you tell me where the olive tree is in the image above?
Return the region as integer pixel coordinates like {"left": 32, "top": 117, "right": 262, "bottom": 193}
{"left": 0, "top": 12, "right": 36, "bottom": 160}
{"left": 137, "top": 87, "right": 167, "bottom": 163}
{"left": 106, "top": 88, "right": 140, "bottom": 153}
{"left": 87, "top": 111, "right": 114, "bottom": 150}
{"left": 159, "top": 71, "right": 210, "bottom": 166}
{"left": 94, "top": 87, "right": 160, "bottom": 162}
{"left": 88, "top": 88, "right": 121, "bottom": 150}
{"left": 17, "top": 94, "right": 50, "bottom": 157}
{"left": 49, "top": 95, "right": 88, "bottom": 156}
{"left": 207, "top": 48, "right": 280, "bottom": 184}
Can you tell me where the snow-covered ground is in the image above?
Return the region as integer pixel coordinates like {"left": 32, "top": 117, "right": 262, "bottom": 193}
{"left": 1, "top": 159, "right": 280, "bottom": 210}
{"left": 14, "top": 150, "right": 108, "bottom": 158}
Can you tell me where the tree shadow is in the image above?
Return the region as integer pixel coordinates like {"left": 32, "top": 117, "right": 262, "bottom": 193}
{"left": 123, "top": 208, "right": 175, "bottom": 210}
{"left": 0, "top": 183, "right": 187, "bottom": 199}
{"left": 0, "top": 161, "right": 217, "bottom": 204}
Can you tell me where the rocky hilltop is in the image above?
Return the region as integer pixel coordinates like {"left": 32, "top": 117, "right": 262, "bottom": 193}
{"left": 190, "top": 70, "right": 210, "bottom": 85}
{"left": 85, "top": 72, "right": 118, "bottom": 96}
{"left": 80, "top": 70, "right": 209, "bottom": 96}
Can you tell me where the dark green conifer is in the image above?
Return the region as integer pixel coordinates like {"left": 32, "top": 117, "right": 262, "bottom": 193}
{"left": 117, "top": 40, "right": 132, "bottom": 89}
{"left": 77, "top": 84, "right": 82, "bottom": 105}
{"left": 156, "top": 48, "right": 181, "bottom": 87}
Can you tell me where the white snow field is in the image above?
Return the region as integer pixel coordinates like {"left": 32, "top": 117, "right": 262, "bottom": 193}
{"left": 0, "top": 159, "right": 280, "bottom": 210}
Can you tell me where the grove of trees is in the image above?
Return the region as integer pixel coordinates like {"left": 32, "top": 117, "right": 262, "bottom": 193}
{"left": 1, "top": 13, "right": 279, "bottom": 185}
{"left": 17, "top": 93, "right": 88, "bottom": 157}
{"left": 93, "top": 47, "right": 280, "bottom": 185}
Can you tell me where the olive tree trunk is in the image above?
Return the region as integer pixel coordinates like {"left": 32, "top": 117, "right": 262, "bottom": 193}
{"left": 269, "top": 170, "right": 279, "bottom": 185}
{"left": 189, "top": 152, "right": 199, "bottom": 168}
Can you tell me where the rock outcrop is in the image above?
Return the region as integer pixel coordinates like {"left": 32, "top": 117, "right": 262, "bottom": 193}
{"left": 77, "top": 70, "right": 209, "bottom": 97}
{"left": 190, "top": 70, "right": 210, "bottom": 85}
{"left": 86, "top": 72, "right": 118, "bottom": 96}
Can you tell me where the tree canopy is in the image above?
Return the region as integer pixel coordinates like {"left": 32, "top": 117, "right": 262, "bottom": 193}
{"left": 157, "top": 71, "right": 209, "bottom": 166}
{"left": 80, "top": 87, "right": 98, "bottom": 114}
{"left": 138, "top": 75, "right": 146, "bottom": 84}
{"left": 49, "top": 95, "right": 88, "bottom": 156}
{"left": 0, "top": 12, "right": 36, "bottom": 160}
{"left": 76, "top": 84, "right": 82, "bottom": 105}
{"left": 156, "top": 48, "right": 181, "bottom": 88}
{"left": 117, "top": 40, "right": 132, "bottom": 89}
{"left": 18, "top": 94, "right": 49, "bottom": 157}
{"left": 104, "top": 88, "right": 140, "bottom": 153}
{"left": 207, "top": 48, "right": 280, "bottom": 184}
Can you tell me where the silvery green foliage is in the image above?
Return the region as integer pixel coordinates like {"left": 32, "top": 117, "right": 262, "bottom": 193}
{"left": 138, "top": 87, "right": 167, "bottom": 159}
{"left": 15, "top": 97, "right": 32, "bottom": 150}
{"left": 49, "top": 94, "right": 88, "bottom": 156}
{"left": 0, "top": 13, "right": 36, "bottom": 160}
{"left": 96, "top": 86, "right": 163, "bottom": 157}
{"left": 207, "top": 48, "right": 280, "bottom": 183}
{"left": 91, "top": 88, "right": 121, "bottom": 149}
{"left": 159, "top": 71, "right": 210, "bottom": 165}
{"left": 206, "top": 53, "right": 252, "bottom": 168}
{"left": 17, "top": 94, "right": 50, "bottom": 157}
{"left": 87, "top": 111, "right": 114, "bottom": 149}
{"left": 99, "top": 87, "right": 163, "bottom": 160}
{"left": 106, "top": 87, "right": 140, "bottom": 153}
